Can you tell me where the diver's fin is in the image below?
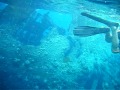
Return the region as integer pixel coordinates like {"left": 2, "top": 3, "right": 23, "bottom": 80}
{"left": 73, "top": 26, "right": 110, "bottom": 37}
{"left": 81, "top": 12, "right": 119, "bottom": 28}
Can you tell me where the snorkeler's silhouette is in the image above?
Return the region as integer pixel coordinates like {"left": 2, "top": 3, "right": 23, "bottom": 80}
{"left": 15, "top": 12, "right": 52, "bottom": 45}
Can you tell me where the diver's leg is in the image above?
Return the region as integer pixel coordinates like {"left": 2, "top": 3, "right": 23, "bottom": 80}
{"left": 105, "top": 32, "right": 112, "bottom": 43}
{"left": 102, "top": 26, "right": 119, "bottom": 53}
{"left": 111, "top": 26, "right": 120, "bottom": 53}
{"left": 81, "top": 12, "right": 119, "bottom": 28}
{"left": 118, "top": 30, "right": 120, "bottom": 40}
{"left": 118, "top": 31, "right": 120, "bottom": 48}
{"left": 81, "top": 12, "right": 120, "bottom": 53}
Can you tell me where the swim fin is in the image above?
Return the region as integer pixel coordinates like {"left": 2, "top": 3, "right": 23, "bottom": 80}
{"left": 81, "top": 12, "right": 119, "bottom": 28}
{"left": 73, "top": 26, "right": 110, "bottom": 37}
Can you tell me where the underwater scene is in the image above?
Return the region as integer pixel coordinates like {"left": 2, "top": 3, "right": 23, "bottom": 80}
{"left": 0, "top": 0, "right": 120, "bottom": 90}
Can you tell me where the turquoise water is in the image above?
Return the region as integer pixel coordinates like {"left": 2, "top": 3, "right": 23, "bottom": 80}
{"left": 0, "top": 0, "right": 120, "bottom": 89}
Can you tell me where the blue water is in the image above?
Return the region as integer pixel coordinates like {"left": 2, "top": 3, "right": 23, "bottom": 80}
{"left": 0, "top": 0, "right": 120, "bottom": 90}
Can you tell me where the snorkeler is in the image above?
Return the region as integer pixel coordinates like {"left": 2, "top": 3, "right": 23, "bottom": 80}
{"left": 73, "top": 12, "right": 120, "bottom": 53}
